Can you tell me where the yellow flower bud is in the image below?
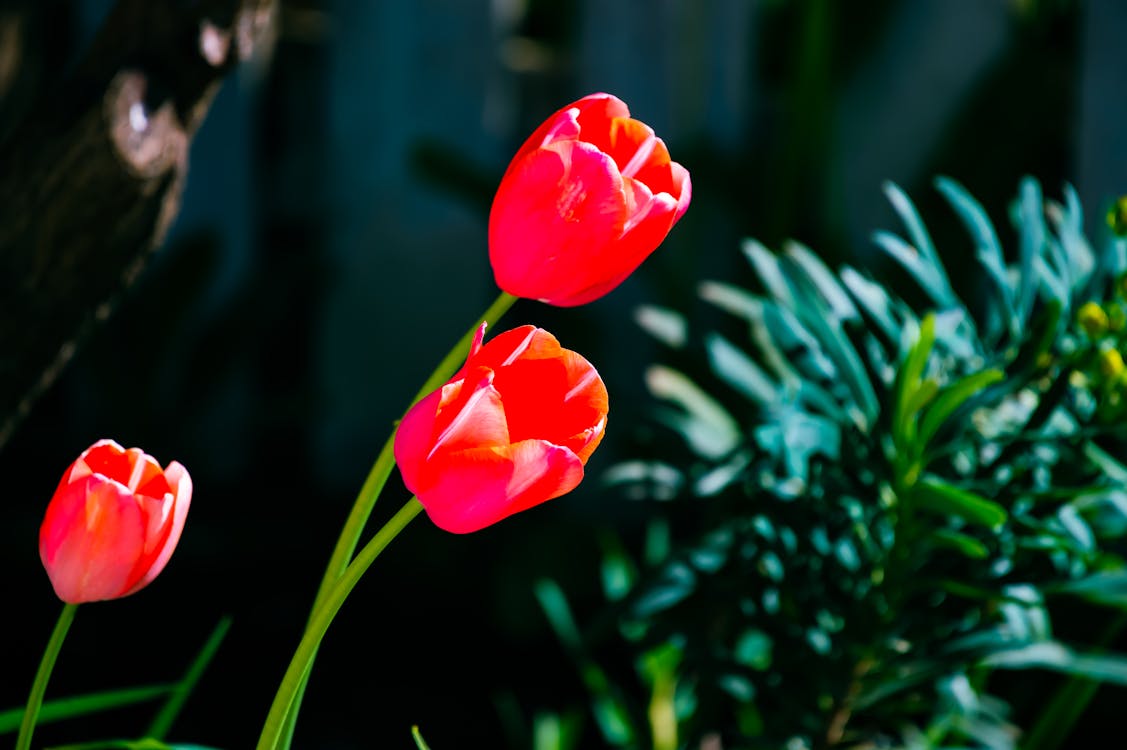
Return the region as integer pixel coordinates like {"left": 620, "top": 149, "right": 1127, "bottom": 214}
{"left": 1078, "top": 301, "right": 1110, "bottom": 336}
{"left": 1099, "top": 348, "right": 1125, "bottom": 379}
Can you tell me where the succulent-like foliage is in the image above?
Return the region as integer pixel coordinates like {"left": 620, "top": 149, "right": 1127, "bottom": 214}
{"left": 537, "top": 177, "right": 1127, "bottom": 750}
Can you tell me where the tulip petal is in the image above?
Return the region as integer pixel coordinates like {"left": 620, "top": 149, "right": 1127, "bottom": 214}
{"left": 429, "top": 367, "right": 510, "bottom": 455}
{"left": 124, "top": 462, "right": 193, "bottom": 597}
{"left": 510, "top": 93, "right": 630, "bottom": 169}
{"left": 80, "top": 440, "right": 133, "bottom": 486}
{"left": 669, "top": 161, "right": 692, "bottom": 222}
{"left": 489, "top": 140, "right": 628, "bottom": 305}
{"left": 395, "top": 387, "right": 447, "bottom": 494}
{"left": 420, "top": 441, "right": 584, "bottom": 534}
{"left": 40, "top": 477, "right": 145, "bottom": 603}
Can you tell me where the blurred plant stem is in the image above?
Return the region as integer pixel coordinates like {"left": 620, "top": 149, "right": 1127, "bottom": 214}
{"left": 16, "top": 602, "right": 77, "bottom": 750}
{"left": 273, "top": 290, "right": 517, "bottom": 747}
{"left": 257, "top": 497, "right": 424, "bottom": 750}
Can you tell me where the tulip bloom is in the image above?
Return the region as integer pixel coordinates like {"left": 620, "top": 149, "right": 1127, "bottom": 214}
{"left": 39, "top": 440, "right": 192, "bottom": 603}
{"left": 489, "top": 92, "right": 692, "bottom": 307}
{"left": 395, "top": 325, "right": 608, "bottom": 533}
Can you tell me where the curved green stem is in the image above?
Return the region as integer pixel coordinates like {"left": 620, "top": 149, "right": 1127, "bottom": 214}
{"left": 271, "top": 291, "right": 516, "bottom": 747}
{"left": 272, "top": 292, "right": 517, "bottom": 746}
{"left": 17, "top": 602, "right": 78, "bottom": 750}
{"left": 311, "top": 291, "right": 517, "bottom": 614}
{"left": 257, "top": 498, "right": 424, "bottom": 750}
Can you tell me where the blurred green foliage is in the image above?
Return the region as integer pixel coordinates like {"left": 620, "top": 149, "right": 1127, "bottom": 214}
{"left": 537, "top": 177, "right": 1127, "bottom": 750}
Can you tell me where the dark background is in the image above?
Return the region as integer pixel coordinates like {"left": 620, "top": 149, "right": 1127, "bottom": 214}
{"left": 3, "top": 1, "right": 1127, "bottom": 748}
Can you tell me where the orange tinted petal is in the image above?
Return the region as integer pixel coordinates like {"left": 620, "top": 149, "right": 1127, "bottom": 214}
{"left": 123, "top": 462, "right": 192, "bottom": 597}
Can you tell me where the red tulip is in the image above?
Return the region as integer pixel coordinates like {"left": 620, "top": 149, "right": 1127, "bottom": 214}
{"left": 489, "top": 92, "right": 692, "bottom": 307}
{"left": 394, "top": 325, "right": 608, "bottom": 533}
{"left": 39, "top": 440, "right": 192, "bottom": 603}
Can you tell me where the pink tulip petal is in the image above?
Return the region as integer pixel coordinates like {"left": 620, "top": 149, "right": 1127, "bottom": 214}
{"left": 429, "top": 367, "right": 509, "bottom": 455}
{"left": 420, "top": 441, "right": 583, "bottom": 534}
{"left": 559, "top": 180, "right": 679, "bottom": 306}
{"left": 124, "top": 462, "right": 193, "bottom": 596}
{"left": 669, "top": 161, "right": 692, "bottom": 222}
{"left": 509, "top": 93, "right": 630, "bottom": 169}
{"left": 395, "top": 387, "right": 448, "bottom": 494}
{"left": 40, "top": 477, "right": 144, "bottom": 603}
{"left": 489, "top": 140, "right": 628, "bottom": 305}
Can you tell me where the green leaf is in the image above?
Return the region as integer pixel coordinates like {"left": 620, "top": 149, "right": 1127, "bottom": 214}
{"left": 877, "top": 181, "right": 958, "bottom": 308}
{"left": 1021, "top": 614, "right": 1126, "bottom": 750}
{"left": 1050, "top": 570, "right": 1127, "bottom": 609}
{"left": 917, "top": 368, "right": 1005, "bottom": 451}
{"left": 840, "top": 266, "right": 904, "bottom": 344}
{"left": 892, "top": 313, "right": 936, "bottom": 452}
{"left": 935, "top": 176, "right": 1015, "bottom": 339}
{"left": 0, "top": 685, "right": 172, "bottom": 735}
{"left": 45, "top": 741, "right": 221, "bottom": 750}
{"left": 646, "top": 365, "right": 741, "bottom": 460}
{"left": 146, "top": 616, "right": 232, "bottom": 740}
{"left": 982, "top": 641, "right": 1127, "bottom": 685}
{"left": 743, "top": 239, "right": 798, "bottom": 308}
{"left": 531, "top": 711, "right": 582, "bottom": 750}
{"left": 873, "top": 230, "right": 957, "bottom": 309}
{"left": 704, "top": 333, "right": 778, "bottom": 406}
{"left": 784, "top": 240, "right": 858, "bottom": 322}
{"left": 927, "top": 528, "right": 990, "bottom": 560}
{"left": 599, "top": 534, "right": 637, "bottom": 602}
{"left": 534, "top": 580, "right": 636, "bottom": 746}
{"left": 1016, "top": 177, "right": 1046, "bottom": 323}
{"left": 913, "top": 477, "right": 1007, "bottom": 529}
{"left": 634, "top": 305, "right": 687, "bottom": 349}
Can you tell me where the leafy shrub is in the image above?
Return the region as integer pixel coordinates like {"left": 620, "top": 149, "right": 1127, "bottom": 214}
{"left": 536, "top": 177, "right": 1127, "bottom": 750}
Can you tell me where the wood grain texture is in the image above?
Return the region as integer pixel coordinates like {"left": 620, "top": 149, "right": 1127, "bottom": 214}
{"left": 0, "top": 0, "right": 277, "bottom": 450}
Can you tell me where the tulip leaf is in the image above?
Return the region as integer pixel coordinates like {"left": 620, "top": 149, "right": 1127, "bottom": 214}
{"left": 146, "top": 615, "right": 233, "bottom": 740}
{"left": 0, "top": 685, "right": 173, "bottom": 734}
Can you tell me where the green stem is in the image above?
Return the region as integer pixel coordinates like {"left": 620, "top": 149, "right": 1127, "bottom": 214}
{"left": 273, "top": 291, "right": 516, "bottom": 746}
{"left": 311, "top": 290, "right": 516, "bottom": 613}
{"left": 17, "top": 602, "right": 78, "bottom": 750}
{"left": 257, "top": 498, "right": 424, "bottom": 750}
